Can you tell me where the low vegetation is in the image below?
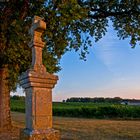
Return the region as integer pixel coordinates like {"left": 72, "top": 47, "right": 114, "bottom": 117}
{"left": 11, "top": 97, "right": 140, "bottom": 119}
{"left": 53, "top": 102, "right": 140, "bottom": 119}
{"left": 11, "top": 99, "right": 25, "bottom": 113}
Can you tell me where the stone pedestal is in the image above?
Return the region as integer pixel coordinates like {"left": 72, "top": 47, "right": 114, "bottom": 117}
{"left": 19, "top": 16, "right": 60, "bottom": 140}
{"left": 0, "top": 67, "right": 11, "bottom": 132}
{"left": 19, "top": 70, "right": 60, "bottom": 140}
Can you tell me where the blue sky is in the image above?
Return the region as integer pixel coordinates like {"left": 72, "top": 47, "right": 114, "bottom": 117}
{"left": 53, "top": 25, "right": 140, "bottom": 101}
{"left": 12, "top": 24, "right": 140, "bottom": 101}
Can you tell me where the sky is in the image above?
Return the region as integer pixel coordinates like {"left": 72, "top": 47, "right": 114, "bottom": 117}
{"left": 12, "top": 24, "right": 140, "bottom": 101}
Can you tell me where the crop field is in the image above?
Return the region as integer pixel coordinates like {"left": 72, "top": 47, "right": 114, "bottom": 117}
{"left": 11, "top": 99, "right": 140, "bottom": 119}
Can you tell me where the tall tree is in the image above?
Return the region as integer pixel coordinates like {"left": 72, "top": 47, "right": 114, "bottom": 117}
{"left": 0, "top": 0, "right": 139, "bottom": 130}
{"left": 1, "top": 0, "right": 140, "bottom": 90}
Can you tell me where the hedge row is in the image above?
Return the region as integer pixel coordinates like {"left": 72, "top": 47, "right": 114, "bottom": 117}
{"left": 11, "top": 99, "right": 25, "bottom": 113}
{"left": 53, "top": 105, "right": 140, "bottom": 119}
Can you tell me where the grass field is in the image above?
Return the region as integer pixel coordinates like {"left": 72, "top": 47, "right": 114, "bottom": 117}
{"left": 10, "top": 112, "right": 140, "bottom": 140}
{"left": 11, "top": 99, "right": 140, "bottom": 119}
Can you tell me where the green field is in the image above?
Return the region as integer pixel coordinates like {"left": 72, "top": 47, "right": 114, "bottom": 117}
{"left": 10, "top": 99, "right": 140, "bottom": 119}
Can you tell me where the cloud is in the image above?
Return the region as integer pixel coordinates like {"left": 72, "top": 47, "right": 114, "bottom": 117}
{"left": 95, "top": 33, "right": 119, "bottom": 70}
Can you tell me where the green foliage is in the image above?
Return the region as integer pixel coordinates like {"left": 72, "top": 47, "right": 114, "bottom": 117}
{"left": 78, "top": 0, "right": 140, "bottom": 47}
{"left": 53, "top": 102, "right": 140, "bottom": 119}
{"left": 65, "top": 97, "right": 140, "bottom": 104}
{"left": 1, "top": 0, "right": 140, "bottom": 90}
{"left": 10, "top": 99, "right": 25, "bottom": 113}
{"left": 66, "top": 97, "right": 123, "bottom": 103}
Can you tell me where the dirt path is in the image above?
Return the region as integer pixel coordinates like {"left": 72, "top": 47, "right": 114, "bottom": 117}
{"left": 0, "top": 112, "right": 140, "bottom": 140}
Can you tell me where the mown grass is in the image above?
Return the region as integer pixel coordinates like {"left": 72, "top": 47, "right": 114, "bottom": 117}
{"left": 10, "top": 99, "right": 140, "bottom": 119}
{"left": 11, "top": 112, "right": 140, "bottom": 140}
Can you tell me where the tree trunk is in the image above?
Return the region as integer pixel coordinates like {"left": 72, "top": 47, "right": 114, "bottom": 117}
{"left": 0, "top": 66, "right": 11, "bottom": 132}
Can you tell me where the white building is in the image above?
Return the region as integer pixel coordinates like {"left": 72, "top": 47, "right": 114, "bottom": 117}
{"left": 121, "top": 101, "right": 140, "bottom": 106}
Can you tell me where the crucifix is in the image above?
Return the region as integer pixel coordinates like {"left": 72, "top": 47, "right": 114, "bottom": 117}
{"left": 28, "top": 16, "right": 46, "bottom": 73}
{"left": 19, "top": 16, "right": 60, "bottom": 140}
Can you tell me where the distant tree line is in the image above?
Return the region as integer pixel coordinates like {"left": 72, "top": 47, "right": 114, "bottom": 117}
{"left": 10, "top": 95, "right": 25, "bottom": 101}
{"left": 64, "top": 97, "right": 140, "bottom": 103}
{"left": 11, "top": 95, "right": 140, "bottom": 104}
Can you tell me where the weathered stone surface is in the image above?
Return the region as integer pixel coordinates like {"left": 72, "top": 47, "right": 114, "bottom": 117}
{"left": 19, "top": 70, "right": 58, "bottom": 89}
{"left": 0, "top": 67, "right": 11, "bottom": 132}
{"left": 19, "top": 16, "right": 60, "bottom": 140}
{"left": 28, "top": 16, "right": 46, "bottom": 73}
{"left": 24, "top": 86, "right": 54, "bottom": 130}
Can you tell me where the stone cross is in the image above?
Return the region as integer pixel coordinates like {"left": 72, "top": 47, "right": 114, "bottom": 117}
{"left": 19, "top": 16, "right": 60, "bottom": 140}
{"left": 29, "top": 16, "right": 46, "bottom": 73}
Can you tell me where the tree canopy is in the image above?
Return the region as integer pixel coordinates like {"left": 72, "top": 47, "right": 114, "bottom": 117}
{"left": 0, "top": 0, "right": 140, "bottom": 90}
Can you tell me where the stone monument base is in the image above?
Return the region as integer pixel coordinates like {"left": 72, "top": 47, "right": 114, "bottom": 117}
{"left": 20, "top": 128, "right": 60, "bottom": 140}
